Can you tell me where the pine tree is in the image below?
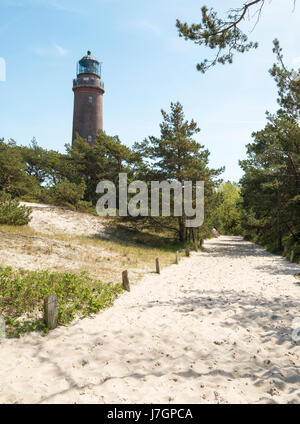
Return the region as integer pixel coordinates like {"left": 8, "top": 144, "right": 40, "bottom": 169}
{"left": 0, "top": 139, "right": 41, "bottom": 199}
{"left": 0, "top": 192, "right": 32, "bottom": 225}
{"left": 67, "top": 132, "right": 139, "bottom": 205}
{"left": 240, "top": 42, "right": 300, "bottom": 250}
{"left": 134, "top": 102, "right": 223, "bottom": 243}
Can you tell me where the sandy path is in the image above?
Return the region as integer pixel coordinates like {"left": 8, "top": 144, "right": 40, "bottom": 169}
{"left": 0, "top": 236, "right": 300, "bottom": 404}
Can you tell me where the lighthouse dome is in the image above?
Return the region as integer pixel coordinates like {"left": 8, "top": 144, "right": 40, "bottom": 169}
{"left": 77, "top": 51, "right": 100, "bottom": 77}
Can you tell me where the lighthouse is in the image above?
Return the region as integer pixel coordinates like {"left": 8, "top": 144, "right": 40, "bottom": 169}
{"left": 72, "top": 51, "right": 104, "bottom": 144}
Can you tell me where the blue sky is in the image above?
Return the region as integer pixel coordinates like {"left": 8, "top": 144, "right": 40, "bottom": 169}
{"left": 0, "top": 0, "right": 299, "bottom": 182}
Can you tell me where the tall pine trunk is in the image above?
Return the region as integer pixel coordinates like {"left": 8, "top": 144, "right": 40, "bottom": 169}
{"left": 178, "top": 216, "right": 185, "bottom": 242}
{"left": 277, "top": 188, "right": 282, "bottom": 251}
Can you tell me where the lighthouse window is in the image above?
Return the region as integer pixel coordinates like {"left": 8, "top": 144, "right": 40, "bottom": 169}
{"left": 88, "top": 96, "right": 93, "bottom": 103}
{"left": 83, "top": 77, "right": 89, "bottom": 81}
{"left": 88, "top": 136, "right": 92, "bottom": 143}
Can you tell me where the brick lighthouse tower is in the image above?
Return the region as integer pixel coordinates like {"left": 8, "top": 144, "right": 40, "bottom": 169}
{"left": 72, "top": 51, "right": 104, "bottom": 144}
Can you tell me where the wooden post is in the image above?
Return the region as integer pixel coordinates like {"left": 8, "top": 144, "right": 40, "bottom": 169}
{"left": 290, "top": 250, "right": 295, "bottom": 263}
{"left": 175, "top": 251, "right": 179, "bottom": 264}
{"left": 44, "top": 294, "right": 58, "bottom": 330}
{"left": 283, "top": 246, "right": 287, "bottom": 256}
{"left": 122, "top": 270, "right": 130, "bottom": 292}
{"left": 156, "top": 257, "right": 160, "bottom": 274}
{"left": 186, "top": 245, "right": 190, "bottom": 257}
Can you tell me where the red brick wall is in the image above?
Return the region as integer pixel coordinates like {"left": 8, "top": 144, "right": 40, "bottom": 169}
{"left": 72, "top": 76, "right": 104, "bottom": 144}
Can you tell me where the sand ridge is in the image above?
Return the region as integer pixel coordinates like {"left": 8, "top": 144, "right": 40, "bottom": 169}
{"left": 0, "top": 236, "right": 300, "bottom": 404}
{"left": 21, "top": 202, "right": 111, "bottom": 237}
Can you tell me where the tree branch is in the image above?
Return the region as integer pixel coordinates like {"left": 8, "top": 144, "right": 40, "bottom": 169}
{"left": 176, "top": 0, "right": 296, "bottom": 72}
{"left": 213, "top": 0, "right": 265, "bottom": 36}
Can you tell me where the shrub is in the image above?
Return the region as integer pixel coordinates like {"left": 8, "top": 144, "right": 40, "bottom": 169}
{"left": 0, "top": 192, "right": 32, "bottom": 225}
{"left": 50, "top": 179, "right": 86, "bottom": 210}
{"left": 0, "top": 267, "right": 123, "bottom": 337}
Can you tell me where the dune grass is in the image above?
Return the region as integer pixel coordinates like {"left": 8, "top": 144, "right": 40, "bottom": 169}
{"left": 0, "top": 218, "right": 188, "bottom": 338}
{"left": 0, "top": 222, "right": 185, "bottom": 283}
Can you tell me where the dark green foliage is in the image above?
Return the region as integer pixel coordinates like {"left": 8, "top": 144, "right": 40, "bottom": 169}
{"left": 0, "top": 192, "right": 32, "bottom": 225}
{"left": 0, "top": 132, "right": 141, "bottom": 211}
{"left": 239, "top": 41, "right": 300, "bottom": 255}
{"left": 22, "top": 138, "right": 69, "bottom": 186}
{"left": 66, "top": 132, "right": 139, "bottom": 204}
{"left": 0, "top": 139, "right": 41, "bottom": 199}
{"left": 49, "top": 178, "right": 86, "bottom": 210}
{"left": 0, "top": 267, "right": 123, "bottom": 337}
{"left": 1, "top": 113, "right": 221, "bottom": 245}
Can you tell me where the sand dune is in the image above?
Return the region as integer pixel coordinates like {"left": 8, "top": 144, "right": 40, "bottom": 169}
{"left": 0, "top": 236, "right": 300, "bottom": 404}
{"left": 21, "top": 202, "right": 111, "bottom": 237}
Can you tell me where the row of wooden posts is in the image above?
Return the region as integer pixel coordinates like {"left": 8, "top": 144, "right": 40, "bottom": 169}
{"left": 43, "top": 245, "right": 192, "bottom": 330}
{"left": 44, "top": 246, "right": 297, "bottom": 330}
{"left": 121, "top": 244, "right": 191, "bottom": 293}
